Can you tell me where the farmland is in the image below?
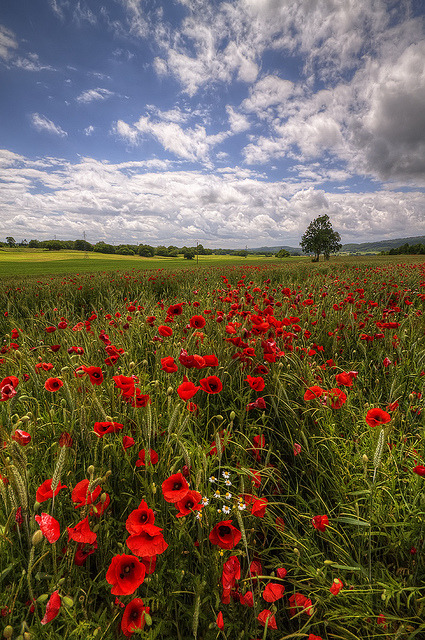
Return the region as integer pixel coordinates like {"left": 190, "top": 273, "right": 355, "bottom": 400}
{"left": 1, "top": 255, "right": 425, "bottom": 639}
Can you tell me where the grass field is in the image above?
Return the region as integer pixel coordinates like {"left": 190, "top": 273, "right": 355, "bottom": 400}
{"left": 1, "top": 254, "right": 425, "bottom": 639}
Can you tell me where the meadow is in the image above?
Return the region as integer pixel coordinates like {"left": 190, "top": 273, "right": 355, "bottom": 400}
{"left": 1, "top": 255, "right": 425, "bottom": 640}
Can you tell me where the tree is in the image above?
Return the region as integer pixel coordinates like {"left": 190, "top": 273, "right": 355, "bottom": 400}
{"left": 183, "top": 249, "right": 195, "bottom": 260}
{"left": 6, "top": 237, "right": 16, "bottom": 247}
{"left": 275, "top": 249, "right": 290, "bottom": 258}
{"left": 300, "top": 215, "right": 341, "bottom": 262}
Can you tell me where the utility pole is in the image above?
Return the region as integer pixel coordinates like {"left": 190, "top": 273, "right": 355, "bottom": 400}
{"left": 83, "top": 231, "right": 88, "bottom": 259}
{"left": 196, "top": 241, "right": 199, "bottom": 266}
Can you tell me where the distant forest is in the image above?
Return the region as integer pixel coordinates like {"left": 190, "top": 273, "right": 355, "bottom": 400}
{"left": 2, "top": 235, "right": 425, "bottom": 257}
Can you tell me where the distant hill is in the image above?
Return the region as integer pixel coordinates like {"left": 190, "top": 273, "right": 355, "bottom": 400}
{"left": 248, "top": 236, "right": 425, "bottom": 255}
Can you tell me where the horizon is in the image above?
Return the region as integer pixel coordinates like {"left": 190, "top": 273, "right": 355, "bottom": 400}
{"left": 1, "top": 0, "right": 424, "bottom": 248}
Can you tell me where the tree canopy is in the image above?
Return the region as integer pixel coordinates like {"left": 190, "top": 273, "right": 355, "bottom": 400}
{"left": 300, "top": 215, "right": 342, "bottom": 262}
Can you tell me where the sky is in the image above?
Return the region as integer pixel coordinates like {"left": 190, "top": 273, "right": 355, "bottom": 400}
{"left": 1, "top": 0, "right": 425, "bottom": 249}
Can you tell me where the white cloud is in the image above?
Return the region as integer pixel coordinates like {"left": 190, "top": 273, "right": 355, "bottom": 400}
{"left": 76, "top": 87, "right": 116, "bottom": 103}
{"left": 30, "top": 114, "right": 68, "bottom": 137}
{"left": 226, "top": 105, "right": 250, "bottom": 133}
{"left": 84, "top": 125, "right": 95, "bottom": 136}
{"left": 0, "top": 151, "right": 424, "bottom": 246}
{"left": 0, "top": 24, "right": 18, "bottom": 60}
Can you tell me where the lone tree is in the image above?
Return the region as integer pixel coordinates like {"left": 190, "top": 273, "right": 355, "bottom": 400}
{"left": 300, "top": 215, "right": 341, "bottom": 262}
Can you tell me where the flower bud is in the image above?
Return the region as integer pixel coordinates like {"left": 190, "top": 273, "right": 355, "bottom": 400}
{"left": 87, "top": 465, "right": 95, "bottom": 476}
{"left": 32, "top": 530, "right": 44, "bottom": 546}
{"left": 3, "top": 626, "right": 13, "bottom": 639}
{"left": 62, "top": 596, "right": 74, "bottom": 608}
{"left": 36, "top": 593, "right": 49, "bottom": 603}
{"left": 167, "top": 387, "right": 173, "bottom": 396}
{"left": 362, "top": 454, "right": 369, "bottom": 463}
{"left": 229, "top": 411, "right": 236, "bottom": 421}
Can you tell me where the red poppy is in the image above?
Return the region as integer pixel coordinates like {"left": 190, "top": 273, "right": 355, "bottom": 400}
{"left": 36, "top": 478, "right": 67, "bottom": 503}
{"left": 76, "top": 365, "right": 103, "bottom": 385}
{"left": 74, "top": 541, "right": 97, "bottom": 566}
{"left": 158, "top": 325, "right": 173, "bottom": 337}
{"left": 209, "top": 520, "right": 241, "bottom": 550}
{"left": 199, "top": 375, "right": 222, "bottom": 394}
{"left": 41, "top": 590, "right": 61, "bottom": 625}
{"left": 335, "top": 372, "right": 356, "bottom": 387}
{"left": 240, "top": 591, "right": 254, "bottom": 607}
{"left": 177, "top": 376, "right": 200, "bottom": 401}
{"left": 413, "top": 465, "right": 425, "bottom": 476}
{"left": 325, "top": 388, "right": 347, "bottom": 409}
{"left": 11, "top": 429, "right": 31, "bottom": 446}
{"left": 162, "top": 473, "right": 190, "bottom": 503}
{"left": 222, "top": 555, "right": 241, "bottom": 589}
{"left": 126, "top": 524, "right": 168, "bottom": 557}
{"left": 135, "top": 449, "right": 158, "bottom": 467}
{"left": 44, "top": 377, "right": 63, "bottom": 392}
{"left": 0, "top": 375, "right": 19, "bottom": 389}
{"left": 167, "top": 303, "right": 183, "bottom": 316}
{"left": 303, "top": 386, "right": 323, "bottom": 401}
{"left": 190, "top": 315, "right": 206, "bottom": 329}
{"left": 365, "top": 408, "right": 391, "bottom": 427}
{"left": 257, "top": 609, "right": 277, "bottom": 629}
{"left": 262, "top": 583, "right": 285, "bottom": 602}
{"left": 216, "top": 611, "right": 224, "bottom": 629}
{"left": 93, "top": 421, "right": 124, "bottom": 437}
{"left": 330, "top": 578, "right": 343, "bottom": 595}
{"left": 35, "top": 362, "right": 54, "bottom": 373}
{"left": 161, "top": 356, "right": 178, "bottom": 373}
{"left": 245, "top": 375, "right": 265, "bottom": 392}
{"left": 130, "top": 390, "right": 151, "bottom": 408}
{"left": 126, "top": 500, "right": 155, "bottom": 534}
{"left": 276, "top": 567, "right": 287, "bottom": 578}
{"left": 175, "top": 490, "right": 203, "bottom": 517}
{"left": 59, "top": 432, "right": 73, "bottom": 448}
{"left": 121, "top": 598, "right": 150, "bottom": 638}
{"left": 71, "top": 479, "right": 102, "bottom": 508}
{"left": 251, "top": 497, "right": 268, "bottom": 518}
{"left": 123, "top": 435, "right": 135, "bottom": 450}
{"left": 67, "top": 516, "right": 97, "bottom": 544}
{"left": 35, "top": 513, "right": 60, "bottom": 543}
{"left": 246, "top": 397, "right": 266, "bottom": 411}
{"left": 289, "top": 593, "right": 313, "bottom": 617}
{"left": 113, "top": 375, "right": 136, "bottom": 397}
{"left": 203, "top": 354, "right": 219, "bottom": 367}
{"left": 1, "top": 383, "right": 17, "bottom": 401}
{"left": 312, "top": 514, "right": 329, "bottom": 532}
{"left": 106, "top": 554, "right": 146, "bottom": 595}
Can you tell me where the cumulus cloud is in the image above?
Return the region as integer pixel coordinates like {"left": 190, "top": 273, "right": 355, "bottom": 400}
{"left": 30, "top": 113, "right": 68, "bottom": 137}
{"left": 76, "top": 87, "right": 116, "bottom": 103}
{"left": 226, "top": 106, "right": 250, "bottom": 133}
{"left": 0, "top": 151, "right": 424, "bottom": 246}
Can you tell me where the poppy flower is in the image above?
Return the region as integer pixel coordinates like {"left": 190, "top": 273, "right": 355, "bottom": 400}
{"left": 121, "top": 598, "right": 150, "bottom": 638}
{"left": 130, "top": 390, "right": 151, "bottom": 408}
{"left": 365, "top": 408, "right": 391, "bottom": 428}
{"left": 106, "top": 554, "right": 146, "bottom": 595}
{"left": 335, "top": 372, "right": 355, "bottom": 387}
{"left": 162, "top": 473, "right": 190, "bottom": 503}
{"left": 276, "top": 567, "right": 287, "bottom": 578}
{"left": 303, "top": 386, "right": 323, "bottom": 401}
{"left": 199, "top": 375, "right": 222, "bottom": 394}
{"left": 203, "top": 354, "right": 219, "bottom": 367}
{"left": 240, "top": 591, "right": 254, "bottom": 607}
{"left": 71, "top": 479, "right": 101, "bottom": 508}
{"left": 190, "top": 315, "right": 206, "bottom": 329}
{"left": 126, "top": 524, "right": 168, "bottom": 557}
{"left": 123, "top": 435, "right": 135, "bottom": 450}
{"left": 245, "top": 375, "right": 265, "bottom": 392}
{"left": 35, "top": 513, "right": 61, "bottom": 543}
{"left": 158, "top": 325, "right": 173, "bottom": 337}
{"left": 246, "top": 397, "right": 266, "bottom": 411}
{"left": 76, "top": 365, "right": 103, "bottom": 385}
{"left": 312, "top": 514, "right": 329, "bottom": 532}
{"left": 216, "top": 611, "right": 224, "bottom": 629}
{"left": 141, "top": 555, "right": 157, "bottom": 574}
{"left": 222, "top": 555, "right": 241, "bottom": 589}
{"left": 126, "top": 500, "right": 155, "bottom": 534}
{"left": 177, "top": 376, "right": 200, "bottom": 401}
{"left": 330, "top": 578, "right": 343, "bottom": 595}
{"left": 175, "top": 490, "right": 203, "bottom": 517}
{"left": 251, "top": 497, "right": 268, "bottom": 518}
{"left": 41, "top": 590, "right": 61, "bottom": 625}
{"left": 67, "top": 516, "right": 97, "bottom": 544}
{"left": 0, "top": 375, "right": 19, "bottom": 389}
{"left": 90, "top": 492, "right": 110, "bottom": 517}
{"left": 167, "top": 303, "right": 183, "bottom": 316}
{"left": 113, "top": 375, "right": 136, "bottom": 397}
{"left": 209, "top": 520, "right": 241, "bottom": 550}
{"left": 325, "top": 388, "right": 347, "bottom": 409}
{"left": 262, "top": 583, "right": 285, "bottom": 602}
{"left": 36, "top": 478, "right": 67, "bottom": 503}
{"left": 1, "top": 384, "right": 17, "bottom": 401}
{"left": 44, "top": 378, "right": 63, "bottom": 392}
{"left": 135, "top": 449, "right": 158, "bottom": 467}
{"left": 93, "top": 421, "right": 124, "bottom": 437}
{"left": 257, "top": 609, "right": 277, "bottom": 629}
{"left": 74, "top": 541, "right": 98, "bottom": 566}
{"left": 11, "top": 429, "right": 31, "bottom": 446}
{"left": 161, "top": 356, "right": 178, "bottom": 373}
{"left": 413, "top": 465, "right": 425, "bottom": 476}
{"left": 59, "top": 432, "right": 73, "bottom": 448}
{"left": 289, "top": 593, "right": 313, "bottom": 617}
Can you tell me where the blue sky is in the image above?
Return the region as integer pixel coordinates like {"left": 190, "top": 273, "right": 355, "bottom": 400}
{"left": 1, "top": 0, "right": 424, "bottom": 248}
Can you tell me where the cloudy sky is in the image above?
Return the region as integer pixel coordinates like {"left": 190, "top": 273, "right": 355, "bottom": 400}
{"left": 1, "top": 0, "right": 424, "bottom": 248}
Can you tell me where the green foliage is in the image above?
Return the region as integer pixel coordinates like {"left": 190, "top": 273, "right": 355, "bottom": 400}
{"left": 275, "top": 248, "right": 290, "bottom": 258}
{"left": 300, "top": 214, "right": 342, "bottom": 261}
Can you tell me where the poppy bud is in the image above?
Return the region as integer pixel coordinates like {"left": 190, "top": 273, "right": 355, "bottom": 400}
{"left": 3, "top": 626, "right": 13, "bottom": 639}
{"left": 144, "top": 613, "right": 152, "bottom": 626}
{"left": 362, "top": 454, "right": 369, "bottom": 463}
{"left": 216, "top": 415, "right": 224, "bottom": 421}
{"left": 34, "top": 501, "right": 41, "bottom": 511}
{"left": 229, "top": 411, "right": 235, "bottom": 421}
{"left": 129, "top": 362, "right": 135, "bottom": 369}
{"left": 87, "top": 465, "right": 95, "bottom": 476}
{"left": 167, "top": 387, "right": 173, "bottom": 396}
{"left": 293, "top": 547, "right": 300, "bottom": 556}
{"left": 324, "top": 559, "right": 333, "bottom": 565}
{"left": 62, "top": 596, "right": 74, "bottom": 608}
{"left": 32, "top": 530, "right": 44, "bottom": 546}
{"left": 37, "top": 594, "right": 49, "bottom": 603}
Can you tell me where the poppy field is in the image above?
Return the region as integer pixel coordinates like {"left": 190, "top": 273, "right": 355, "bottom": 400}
{"left": 1, "top": 257, "right": 425, "bottom": 640}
